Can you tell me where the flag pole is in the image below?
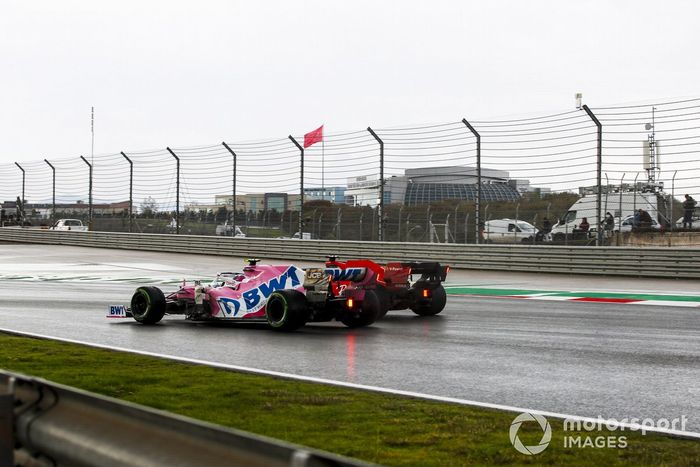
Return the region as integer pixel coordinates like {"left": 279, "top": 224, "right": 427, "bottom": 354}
{"left": 322, "top": 135, "right": 325, "bottom": 201}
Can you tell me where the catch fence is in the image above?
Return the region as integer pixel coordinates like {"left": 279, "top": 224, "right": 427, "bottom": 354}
{"left": 1, "top": 97, "right": 699, "bottom": 245}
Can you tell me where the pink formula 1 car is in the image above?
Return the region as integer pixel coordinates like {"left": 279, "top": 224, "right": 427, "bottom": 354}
{"left": 107, "top": 259, "right": 382, "bottom": 331}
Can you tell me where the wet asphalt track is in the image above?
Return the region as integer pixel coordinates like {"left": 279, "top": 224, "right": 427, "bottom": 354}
{"left": 0, "top": 244, "right": 698, "bottom": 431}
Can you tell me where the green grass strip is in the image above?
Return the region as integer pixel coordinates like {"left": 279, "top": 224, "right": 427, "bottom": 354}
{"left": 446, "top": 287, "right": 700, "bottom": 302}
{"left": 446, "top": 288, "right": 550, "bottom": 297}
{"left": 1, "top": 333, "right": 698, "bottom": 466}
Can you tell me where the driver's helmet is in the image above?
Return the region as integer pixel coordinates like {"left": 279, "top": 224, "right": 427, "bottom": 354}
{"left": 211, "top": 272, "right": 245, "bottom": 288}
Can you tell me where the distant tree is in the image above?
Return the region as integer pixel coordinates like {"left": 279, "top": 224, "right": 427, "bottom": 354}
{"left": 304, "top": 200, "right": 333, "bottom": 208}
{"left": 215, "top": 206, "right": 228, "bottom": 223}
{"left": 140, "top": 196, "right": 158, "bottom": 217}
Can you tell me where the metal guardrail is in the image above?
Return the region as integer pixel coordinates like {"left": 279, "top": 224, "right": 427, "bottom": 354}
{"left": 1, "top": 228, "right": 699, "bottom": 279}
{"left": 0, "top": 371, "right": 367, "bottom": 467}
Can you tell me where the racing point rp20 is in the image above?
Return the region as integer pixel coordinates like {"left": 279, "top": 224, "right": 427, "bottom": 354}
{"left": 107, "top": 257, "right": 449, "bottom": 332}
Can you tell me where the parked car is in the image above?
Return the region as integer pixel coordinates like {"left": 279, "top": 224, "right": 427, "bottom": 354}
{"left": 291, "top": 231, "right": 312, "bottom": 240}
{"left": 615, "top": 214, "right": 661, "bottom": 232}
{"left": 215, "top": 222, "right": 246, "bottom": 237}
{"left": 50, "top": 219, "right": 88, "bottom": 231}
{"left": 483, "top": 219, "right": 538, "bottom": 244}
{"left": 674, "top": 215, "right": 700, "bottom": 230}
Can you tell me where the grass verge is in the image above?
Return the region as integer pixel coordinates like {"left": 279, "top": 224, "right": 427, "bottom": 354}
{"left": 1, "top": 332, "right": 698, "bottom": 466}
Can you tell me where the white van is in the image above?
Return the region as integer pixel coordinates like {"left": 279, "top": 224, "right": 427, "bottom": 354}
{"left": 550, "top": 192, "right": 659, "bottom": 240}
{"left": 483, "top": 219, "right": 538, "bottom": 244}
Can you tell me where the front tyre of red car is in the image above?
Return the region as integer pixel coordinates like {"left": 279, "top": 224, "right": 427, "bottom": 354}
{"left": 266, "top": 289, "right": 308, "bottom": 331}
{"left": 340, "top": 290, "right": 381, "bottom": 328}
{"left": 410, "top": 284, "right": 447, "bottom": 316}
{"left": 130, "top": 286, "right": 166, "bottom": 324}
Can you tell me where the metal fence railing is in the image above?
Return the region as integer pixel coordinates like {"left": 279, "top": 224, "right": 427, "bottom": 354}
{"left": 1, "top": 229, "right": 698, "bottom": 278}
{"left": 1, "top": 370, "right": 367, "bottom": 467}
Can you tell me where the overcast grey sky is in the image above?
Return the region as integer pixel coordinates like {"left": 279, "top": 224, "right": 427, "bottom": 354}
{"left": 2, "top": 0, "right": 699, "bottom": 164}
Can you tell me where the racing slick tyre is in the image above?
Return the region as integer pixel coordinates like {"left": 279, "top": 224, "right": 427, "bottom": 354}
{"left": 130, "top": 286, "right": 166, "bottom": 324}
{"left": 340, "top": 290, "right": 381, "bottom": 328}
{"left": 410, "top": 284, "right": 447, "bottom": 316}
{"left": 375, "top": 286, "right": 391, "bottom": 318}
{"left": 266, "top": 289, "right": 308, "bottom": 331}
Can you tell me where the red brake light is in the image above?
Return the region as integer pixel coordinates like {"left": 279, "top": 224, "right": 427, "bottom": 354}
{"left": 347, "top": 298, "right": 354, "bottom": 309}
{"left": 422, "top": 289, "right": 430, "bottom": 298}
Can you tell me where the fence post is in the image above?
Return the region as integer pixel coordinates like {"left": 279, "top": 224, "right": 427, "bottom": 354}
{"left": 336, "top": 208, "right": 342, "bottom": 240}
{"left": 366, "top": 127, "right": 384, "bottom": 242}
{"left": 14, "top": 162, "right": 25, "bottom": 204}
{"left": 79, "top": 156, "right": 93, "bottom": 227}
{"left": 222, "top": 142, "right": 237, "bottom": 235}
{"left": 166, "top": 148, "right": 180, "bottom": 234}
{"left": 671, "top": 170, "right": 678, "bottom": 229}
{"left": 14, "top": 163, "right": 25, "bottom": 225}
{"left": 462, "top": 118, "right": 481, "bottom": 244}
{"left": 120, "top": 152, "right": 133, "bottom": 233}
{"left": 582, "top": 105, "right": 603, "bottom": 246}
{"left": 288, "top": 136, "right": 304, "bottom": 237}
{"left": 44, "top": 159, "right": 56, "bottom": 223}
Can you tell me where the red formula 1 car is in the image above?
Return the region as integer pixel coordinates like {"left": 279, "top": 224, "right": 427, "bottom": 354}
{"left": 107, "top": 259, "right": 383, "bottom": 331}
{"left": 324, "top": 256, "right": 449, "bottom": 318}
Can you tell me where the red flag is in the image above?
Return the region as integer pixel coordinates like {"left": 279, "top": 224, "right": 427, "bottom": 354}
{"left": 303, "top": 125, "right": 324, "bottom": 148}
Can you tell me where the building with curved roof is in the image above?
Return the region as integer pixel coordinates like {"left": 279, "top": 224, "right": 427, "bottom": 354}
{"left": 403, "top": 182, "right": 520, "bottom": 206}
{"left": 345, "top": 165, "right": 533, "bottom": 206}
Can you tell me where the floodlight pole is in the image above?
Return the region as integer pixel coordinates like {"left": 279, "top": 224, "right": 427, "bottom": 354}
{"left": 44, "top": 159, "right": 56, "bottom": 222}
{"left": 166, "top": 147, "right": 180, "bottom": 235}
{"left": 222, "top": 142, "right": 237, "bottom": 235}
{"left": 120, "top": 152, "right": 133, "bottom": 233}
{"left": 79, "top": 156, "right": 93, "bottom": 226}
{"left": 288, "top": 136, "right": 304, "bottom": 237}
{"left": 462, "top": 119, "right": 481, "bottom": 244}
{"left": 582, "top": 105, "right": 603, "bottom": 246}
{"left": 367, "top": 127, "right": 384, "bottom": 242}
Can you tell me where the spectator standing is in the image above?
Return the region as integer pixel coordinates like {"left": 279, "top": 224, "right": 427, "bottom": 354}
{"left": 542, "top": 217, "right": 552, "bottom": 233}
{"left": 578, "top": 217, "right": 590, "bottom": 232}
{"left": 633, "top": 209, "right": 642, "bottom": 228}
{"left": 682, "top": 194, "right": 697, "bottom": 228}
{"left": 604, "top": 212, "right": 615, "bottom": 231}
{"left": 637, "top": 209, "right": 653, "bottom": 229}
{"left": 603, "top": 212, "right": 615, "bottom": 238}
{"left": 538, "top": 216, "right": 553, "bottom": 242}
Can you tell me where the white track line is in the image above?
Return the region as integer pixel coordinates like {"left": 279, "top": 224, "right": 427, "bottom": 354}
{"left": 2, "top": 327, "right": 698, "bottom": 440}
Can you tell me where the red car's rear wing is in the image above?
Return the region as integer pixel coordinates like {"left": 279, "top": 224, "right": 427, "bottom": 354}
{"left": 400, "top": 262, "right": 449, "bottom": 281}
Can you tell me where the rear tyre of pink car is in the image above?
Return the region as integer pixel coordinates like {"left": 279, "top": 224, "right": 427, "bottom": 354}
{"left": 375, "top": 286, "right": 391, "bottom": 318}
{"left": 340, "top": 290, "right": 381, "bottom": 328}
{"left": 131, "top": 286, "right": 166, "bottom": 324}
{"left": 266, "top": 290, "right": 308, "bottom": 331}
